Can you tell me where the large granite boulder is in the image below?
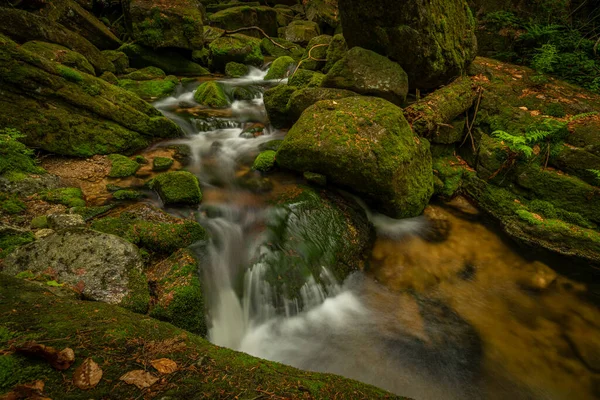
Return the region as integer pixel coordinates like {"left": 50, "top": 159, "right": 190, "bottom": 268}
{"left": 338, "top": 0, "right": 477, "bottom": 90}
{"left": 2, "top": 228, "right": 150, "bottom": 312}
{"left": 276, "top": 96, "right": 434, "bottom": 217}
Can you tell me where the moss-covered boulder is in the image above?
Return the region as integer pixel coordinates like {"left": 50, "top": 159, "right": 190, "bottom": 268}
{"left": 36, "top": 0, "right": 121, "bottom": 50}
{"left": 0, "top": 35, "right": 181, "bottom": 157}
{"left": 0, "top": 274, "right": 402, "bottom": 399}
{"left": 152, "top": 156, "right": 175, "bottom": 171}
{"left": 323, "top": 33, "right": 347, "bottom": 73}
{"left": 102, "top": 50, "right": 129, "bottom": 74}
{"left": 256, "top": 186, "right": 373, "bottom": 301}
{"left": 260, "top": 37, "right": 304, "bottom": 60}
{"left": 338, "top": 0, "right": 477, "bottom": 89}
{"left": 252, "top": 150, "right": 277, "bottom": 172}
{"left": 265, "top": 55, "right": 295, "bottom": 80}
{"left": 288, "top": 87, "right": 357, "bottom": 122}
{"left": 148, "top": 249, "right": 206, "bottom": 335}
{"left": 209, "top": 6, "right": 278, "bottom": 37}
{"left": 322, "top": 47, "right": 409, "bottom": 105}
{"left": 277, "top": 96, "right": 434, "bottom": 217}
{"left": 91, "top": 203, "right": 208, "bottom": 254}
{"left": 0, "top": 8, "right": 114, "bottom": 75}
{"left": 2, "top": 228, "right": 150, "bottom": 312}
{"left": 264, "top": 84, "right": 298, "bottom": 128}
{"left": 117, "top": 75, "right": 179, "bottom": 100}
{"left": 108, "top": 154, "right": 140, "bottom": 178}
{"left": 305, "top": 0, "right": 339, "bottom": 34}
{"left": 119, "top": 43, "right": 210, "bottom": 76}
{"left": 209, "top": 33, "right": 263, "bottom": 71}
{"left": 21, "top": 41, "right": 95, "bottom": 75}
{"left": 121, "top": 66, "right": 165, "bottom": 80}
{"left": 225, "top": 61, "right": 249, "bottom": 77}
{"left": 288, "top": 68, "right": 324, "bottom": 89}
{"left": 299, "top": 34, "right": 332, "bottom": 71}
{"left": 284, "top": 20, "right": 320, "bottom": 45}
{"left": 39, "top": 187, "right": 86, "bottom": 208}
{"left": 193, "top": 81, "right": 230, "bottom": 108}
{"left": 151, "top": 171, "right": 203, "bottom": 206}
{"left": 127, "top": 0, "right": 204, "bottom": 50}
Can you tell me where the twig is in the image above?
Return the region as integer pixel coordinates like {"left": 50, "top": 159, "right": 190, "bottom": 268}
{"left": 461, "top": 86, "right": 484, "bottom": 152}
{"left": 544, "top": 141, "right": 551, "bottom": 169}
{"left": 218, "top": 26, "right": 293, "bottom": 51}
{"left": 290, "top": 43, "right": 328, "bottom": 78}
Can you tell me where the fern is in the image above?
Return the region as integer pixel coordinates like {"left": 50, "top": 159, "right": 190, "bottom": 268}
{"left": 568, "top": 111, "right": 598, "bottom": 122}
{"left": 588, "top": 169, "right": 600, "bottom": 185}
{"left": 525, "top": 129, "right": 552, "bottom": 144}
{"left": 492, "top": 130, "right": 534, "bottom": 157}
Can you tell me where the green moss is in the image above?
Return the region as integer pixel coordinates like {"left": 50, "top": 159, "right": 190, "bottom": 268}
{"left": 265, "top": 56, "right": 295, "bottom": 80}
{"left": 225, "top": 62, "right": 249, "bottom": 78}
{"left": 516, "top": 209, "right": 543, "bottom": 225}
{"left": 113, "top": 190, "right": 144, "bottom": 201}
{"left": 15, "top": 271, "right": 35, "bottom": 280}
{"left": 0, "top": 128, "right": 45, "bottom": 177}
{"left": 0, "top": 231, "right": 35, "bottom": 259}
{"left": 117, "top": 76, "right": 178, "bottom": 100}
{"left": 120, "top": 268, "right": 150, "bottom": 314}
{"left": 30, "top": 215, "right": 48, "bottom": 229}
{"left": 57, "top": 65, "right": 83, "bottom": 82}
{"left": 193, "top": 81, "right": 230, "bottom": 108}
{"left": 264, "top": 84, "right": 297, "bottom": 128}
{"left": 152, "top": 156, "right": 174, "bottom": 172}
{"left": 324, "top": 34, "right": 347, "bottom": 73}
{"left": 0, "top": 192, "right": 26, "bottom": 215}
{"left": 299, "top": 35, "right": 332, "bottom": 71}
{"left": 258, "top": 139, "right": 284, "bottom": 152}
{"left": 432, "top": 156, "right": 469, "bottom": 198}
{"left": 260, "top": 37, "right": 304, "bottom": 60}
{"left": 150, "top": 171, "right": 202, "bottom": 206}
{"left": 108, "top": 154, "right": 140, "bottom": 178}
{"left": 22, "top": 41, "right": 95, "bottom": 76}
{"left": 119, "top": 43, "right": 210, "bottom": 76}
{"left": 304, "top": 171, "right": 327, "bottom": 186}
{"left": 0, "top": 354, "right": 53, "bottom": 393}
{"left": 39, "top": 187, "right": 85, "bottom": 208}
{"left": 208, "top": 34, "right": 263, "bottom": 71}
{"left": 289, "top": 69, "right": 321, "bottom": 89}
{"left": 252, "top": 150, "right": 277, "bottom": 172}
{"left": 121, "top": 66, "right": 166, "bottom": 81}
{"left": 70, "top": 205, "right": 114, "bottom": 221}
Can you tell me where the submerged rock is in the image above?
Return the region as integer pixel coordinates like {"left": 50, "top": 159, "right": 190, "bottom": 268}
{"left": 322, "top": 46, "right": 409, "bottom": 105}
{"left": 3, "top": 228, "right": 150, "bottom": 312}
{"left": 257, "top": 186, "right": 373, "bottom": 302}
{"left": 0, "top": 35, "right": 181, "bottom": 157}
{"left": 338, "top": 0, "right": 477, "bottom": 89}
{"left": 127, "top": 0, "right": 204, "bottom": 50}
{"left": 277, "top": 96, "right": 434, "bottom": 218}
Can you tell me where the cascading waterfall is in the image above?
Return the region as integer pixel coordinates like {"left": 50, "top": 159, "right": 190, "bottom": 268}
{"left": 150, "top": 66, "right": 584, "bottom": 400}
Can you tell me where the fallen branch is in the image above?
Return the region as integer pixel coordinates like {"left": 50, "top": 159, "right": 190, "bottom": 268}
{"left": 290, "top": 43, "right": 328, "bottom": 79}
{"left": 461, "top": 86, "right": 484, "bottom": 151}
{"left": 218, "top": 26, "right": 294, "bottom": 51}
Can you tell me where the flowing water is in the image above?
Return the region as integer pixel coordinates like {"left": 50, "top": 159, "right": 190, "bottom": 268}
{"left": 150, "top": 67, "right": 600, "bottom": 399}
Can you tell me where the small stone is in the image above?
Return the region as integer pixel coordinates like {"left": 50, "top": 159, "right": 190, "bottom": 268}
{"left": 34, "top": 229, "right": 55, "bottom": 239}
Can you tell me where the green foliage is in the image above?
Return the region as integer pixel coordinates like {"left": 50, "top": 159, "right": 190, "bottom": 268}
{"left": 588, "top": 169, "right": 600, "bottom": 185}
{"left": 0, "top": 232, "right": 35, "bottom": 259}
{"left": 252, "top": 150, "right": 276, "bottom": 173}
{"left": 0, "top": 192, "right": 26, "bottom": 215}
{"left": 0, "top": 128, "right": 45, "bottom": 176}
{"left": 108, "top": 154, "right": 140, "bottom": 178}
{"left": 531, "top": 44, "right": 559, "bottom": 73}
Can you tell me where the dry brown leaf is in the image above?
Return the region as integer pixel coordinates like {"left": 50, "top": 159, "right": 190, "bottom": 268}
{"left": 150, "top": 358, "right": 178, "bottom": 374}
{"left": 73, "top": 358, "right": 103, "bottom": 390}
{"left": 0, "top": 380, "right": 51, "bottom": 400}
{"left": 15, "top": 342, "right": 75, "bottom": 370}
{"left": 119, "top": 370, "right": 159, "bottom": 389}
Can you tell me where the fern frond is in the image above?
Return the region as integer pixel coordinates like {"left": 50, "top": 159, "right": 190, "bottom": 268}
{"left": 568, "top": 112, "right": 598, "bottom": 122}
{"left": 525, "top": 130, "right": 551, "bottom": 144}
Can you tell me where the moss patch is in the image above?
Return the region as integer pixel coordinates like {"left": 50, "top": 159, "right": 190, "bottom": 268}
{"left": 193, "top": 81, "right": 230, "bottom": 108}
{"left": 39, "top": 187, "right": 85, "bottom": 208}
{"left": 150, "top": 171, "right": 202, "bottom": 206}
{"left": 252, "top": 150, "right": 277, "bottom": 172}
{"left": 108, "top": 154, "right": 140, "bottom": 178}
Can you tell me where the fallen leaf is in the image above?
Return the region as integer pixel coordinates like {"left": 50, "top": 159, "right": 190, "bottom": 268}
{"left": 0, "top": 380, "right": 51, "bottom": 400}
{"left": 151, "top": 358, "right": 178, "bottom": 374}
{"left": 15, "top": 342, "right": 75, "bottom": 370}
{"left": 73, "top": 358, "right": 103, "bottom": 390}
{"left": 120, "top": 370, "right": 159, "bottom": 389}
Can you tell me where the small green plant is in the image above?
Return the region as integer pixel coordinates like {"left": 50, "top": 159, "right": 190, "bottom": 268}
{"left": 0, "top": 128, "right": 44, "bottom": 176}
{"left": 588, "top": 169, "right": 600, "bottom": 186}
{"left": 532, "top": 44, "right": 559, "bottom": 73}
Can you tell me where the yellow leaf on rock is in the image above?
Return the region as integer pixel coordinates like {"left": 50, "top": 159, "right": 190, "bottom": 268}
{"left": 73, "top": 358, "right": 102, "bottom": 390}
{"left": 119, "top": 370, "right": 159, "bottom": 389}
{"left": 150, "top": 358, "right": 178, "bottom": 374}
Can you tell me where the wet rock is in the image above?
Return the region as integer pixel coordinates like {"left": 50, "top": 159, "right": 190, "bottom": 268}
{"left": 276, "top": 96, "right": 434, "bottom": 218}
{"left": 193, "top": 81, "right": 230, "bottom": 108}
{"left": 3, "top": 228, "right": 150, "bottom": 312}
{"left": 288, "top": 69, "right": 325, "bottom": 89}
{"left": 303, "top": 171, "right": 327, "bottom": 186}
{"left": 288, "top": 87, "right": 357, "bottom": 122}
{"left": 236, "top": 172, "right": 274, "bottom": 193}
{"left": 299, "top": 34, "right": 332, "bottom": 71}
{"left": 422, "top": 206, "right": 452, "bottom": 243}
{"left": 225, "top": 62, "right": 249, "bottom": 78}
{"left": 127, "top": 0, "right": 204, "bottom": 50}
{"left": 47, "top": 213, "right": 86, "bottom": 230}
{"left": 264, "top": 84, "right": 298, "bottom": 129}
{"left": 150, "top": 171, "right": 203, "bottom": 206}
{"left": 322, "top": 47, "right": 408, "bottom": 105}
{"left": 518, "top": 261, "right": 557, "bottom": 290}
{"left": 338, "top": 0, "right": 477, "bottom": 89}
{"left": 264, "top": 56, "right": 295, "bottom": 80}
{"left": 0, "top": 174, "right": 62, "bottom": 197}
{"left": 102, "top": 50, "right": 129, "bottom": 74}
{"left": 252, "top": 150, "right": 277, "bottom": 173}
{"left": 323, "top": 33, "right": 347, "bottom": 73}
{"left": 565, "top": 317, "right": 600, "bottom": 373}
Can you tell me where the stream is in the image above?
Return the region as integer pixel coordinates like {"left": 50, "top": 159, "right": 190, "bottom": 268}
{"left": 149, "top": 67, "right": 600, "bottom": 400}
